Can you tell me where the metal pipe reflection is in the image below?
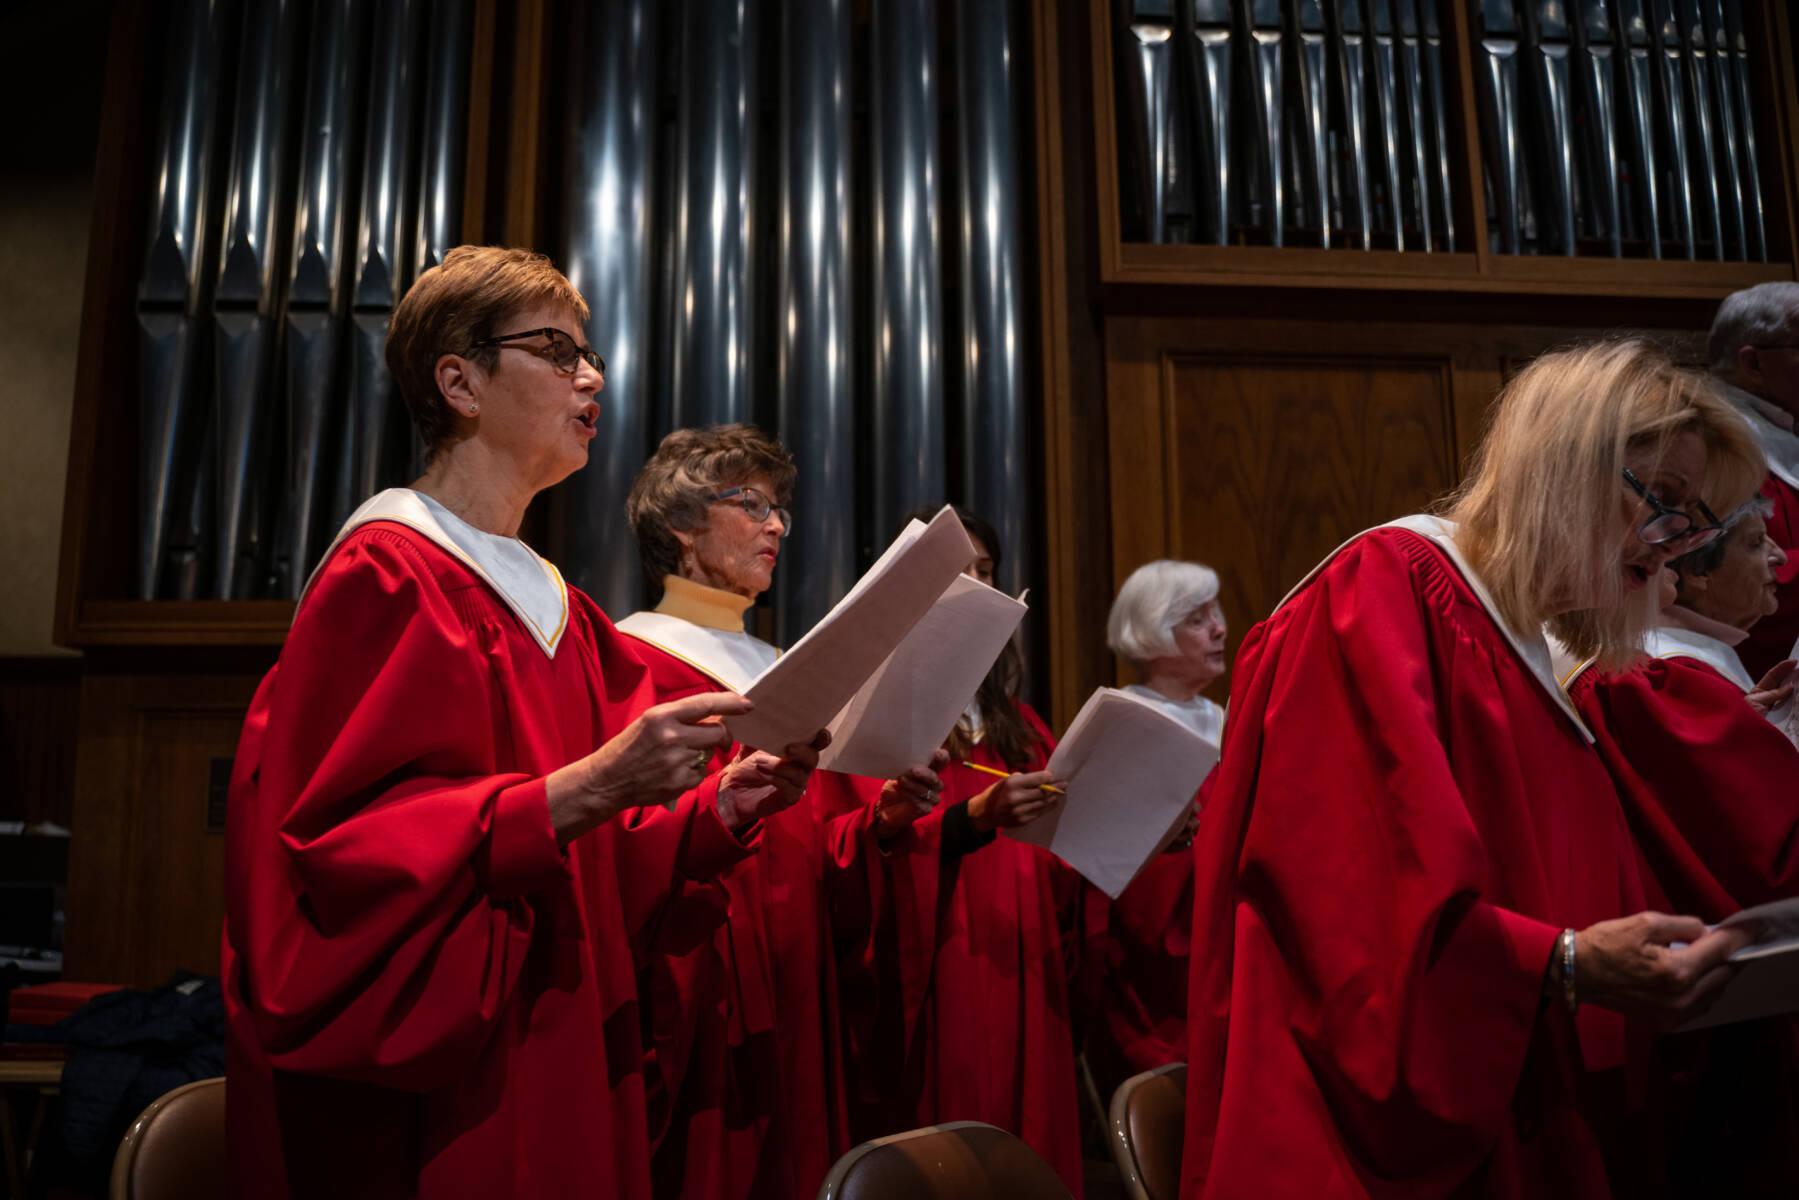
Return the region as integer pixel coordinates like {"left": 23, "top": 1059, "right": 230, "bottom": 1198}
{"left": 1520, "top": 0, "right": 1577, "bottom": 255}
{"left": 1700, "top": 0, "right": 1744, "bottom": 259}
{"left": 1573, "top": 0, "right": 1622, "bottom": 256}
{"left": 1652, "top": 0, "right": 1696, "bottom": 258}
{"left": 414, "top": 0, "right": 472, "bottom": 277}
{"left": 1329, "top": 0, "right": 1374, "bottom": 248}
{"left": 136, "top": 0, "right": 228, "bottom": 599}
{"left": 1395, "top": 0, "right": 1433, "bottom": 249}
{"left": 1419, "top": 0, "right": 1456, "bottom": 250}
{"left": 1245, "top": 0, "right": 1286, "bottom": 246}
{"left": 775, "top": 0, "right": 856, "bottom": 643}
{"left": 1721, "top": 0, "right": 1763, "bottom": 260}
{"left": 1362, "top": 0, "right": 1404, "bottom": 246}
{"left": 1181, "top": 0, "right": 1233, "bottom": 246}
{"left": 1617, "top": 0, "right": 1664, "bottom": 257}
{"left": 1290, "top": 0, "right": 1331, "bottom": 247}
{"left": 870, "top": 0, "right": 945, "bottom": 543}
{"left": 1116, "top": 4, "right": 1175, "bottom": 242}
{"left": 1472, "top": 0, "right": 1524, "bottom": 254}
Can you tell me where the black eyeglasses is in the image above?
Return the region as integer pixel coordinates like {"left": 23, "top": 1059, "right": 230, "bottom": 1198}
{"left": 1622, "top": 468, "right": 1723, "bottom": 548}
{"left": 706, "top": 486, "right": 792, "bottom": 537}
{"left": 467, "top": 327, "right": 605, "bottom": 379}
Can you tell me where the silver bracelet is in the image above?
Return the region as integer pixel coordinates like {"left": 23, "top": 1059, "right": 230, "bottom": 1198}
{"left": 1560, "top": 928, "right": 1578, "bottom": 1013}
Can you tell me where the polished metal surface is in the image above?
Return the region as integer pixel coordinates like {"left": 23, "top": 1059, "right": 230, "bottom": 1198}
{"left": 1673, "top": 0, "right": 1723, "bottom": 258}
{"left": 136, "top": 0, "right": 227, "bottom": 598}
{"left": 1721, "top": 0, "right": 1764, "bottom": 259}
{"left": 1246, "top": 0, "right": 1286, "bottom": 245}
{"left": 1181, "top": 0, "right": 1233, "bottom": 246}
{"left": 1418, "top": 0, "right": 1456, "bottom": 250}
{"left": 1618, "top": 0, "right": 1664, "bottom": 257}
{"left": 1329, "top": 0, "right": 1374, "bottom": 247}
{"left": 339, "top": 0, "right": 422, "bottom": 532}
{"left": 871, "top": 0, "right": 945, "bottom": 544}
{"left": 1116, "top": 3, "right": 1176, "bottom": 241}
{"left": 415, "top": 0, "right": 473, "bottom": 276}
{"left": 1362, "top": 0, "right": 1404, "bottom": 246}
{"left": 955, "top": 0, "right": 1030, "bottom": 598}
{"left": 1653, "top": 0, "right": 1696, "bottom": 258}
{"left": 1572, "top": 0, "right": 1622, "bottom": 255}
{"left": 667, "top": 0, "right": 759, "bottom": 429}
{"left": 1290, "top": 0, "right": 1331, "bottom": 246}
{"left": 1700, "top": 0, "right": 1744, "bottom": 258}
{"left": 1521, "top": 0, "right": 1577, "bottom": 255}
{"left": 277, "top": 0, "right": 362, "bottom": 598}
{"left": 213, "top": 0, "right": 302, "bottom": 597}
{"left": 1395, "top": 0, "right": 1433, "bottom": 249}
{"left": 1472, "top": 0, "right": 1525, "bottom": 254}
{"left": 559, "top": 0, "right": 663, "bottom": 616}
{"left": 774, "top": 0, "right": 857, "bottom": 643}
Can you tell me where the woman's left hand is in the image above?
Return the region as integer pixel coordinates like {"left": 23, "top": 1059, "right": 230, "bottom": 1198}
{"left": 716, "top": 729, "right": 830, "bottom": 831}
{"left": 1747, "top": 659, "right": 1798, "bottom": 716}
{"left": 1165, "top": 805, "right": 1200, "bottom": 852}
{"left": 874, "top": 749, "right": 952, "bottom": 840}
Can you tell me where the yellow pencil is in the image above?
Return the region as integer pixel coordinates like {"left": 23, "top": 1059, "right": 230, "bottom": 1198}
{"left": 960, "top": 760, "right": 1065, "bottom": 795}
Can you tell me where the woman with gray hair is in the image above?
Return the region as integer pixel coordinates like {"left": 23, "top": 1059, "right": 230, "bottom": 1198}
{"left": 1105, "top": 558, "right": 1229, "bottom": 744}
{"left": 1084, "top": 559, "right": 1229, "bottom": 1101}
{"left": 614, "top": 424, "right": 948, "bottom": 1200}
{"left": 1567, "top": 496, "right": 1799, "bottom": 920}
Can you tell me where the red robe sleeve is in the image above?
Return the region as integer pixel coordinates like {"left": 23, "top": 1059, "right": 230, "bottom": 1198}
{"left": 227, "top": 533, "right": 573, "bottom": 1093}
{"left": 1569, "top": 653, "right": 1799, "bottom": 920}
{"left": 1183, "top": 531, "right": 1582, "bottom": 1198}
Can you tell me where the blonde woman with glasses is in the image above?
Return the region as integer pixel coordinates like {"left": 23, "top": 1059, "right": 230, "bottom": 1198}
{"left": 1177, "top": 339, "right": 1766, "bottom": 1199}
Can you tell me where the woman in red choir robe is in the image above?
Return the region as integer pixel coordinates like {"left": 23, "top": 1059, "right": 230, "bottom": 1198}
{"left": 854, "top": 507, "right": 1082, "bottom": 1195}
{"left": 222, "top": 248, "right": 824, "bottom": 1200}
{"left": 1082, "top": 558, "right": 1229, "bottom": 1102}
{"left": 615, "top": 425, "right": 948, "bottom": 1200}
{"left": 1567, "top": 501, "right": 1799, "bottom": 919}
{"left": 1179, "top": 339, "right": 1769, "bottom": 1200}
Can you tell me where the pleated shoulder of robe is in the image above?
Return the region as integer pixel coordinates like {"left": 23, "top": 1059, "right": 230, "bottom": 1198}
{"left": 223, "top": 523, "right": 756, "bottom": 1200}
{"left": 1567, "top": 651, "right": 1799, "bottom": 921}
{"left": 1180, "top": 525, "right": 1656, "bottom": 1200}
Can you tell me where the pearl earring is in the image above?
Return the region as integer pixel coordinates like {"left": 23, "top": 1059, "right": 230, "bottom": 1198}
{"left": 468, "top": 403, "right": 480, "bottom": 416}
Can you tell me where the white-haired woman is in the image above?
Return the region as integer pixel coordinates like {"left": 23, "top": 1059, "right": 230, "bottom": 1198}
{"left": 1566, "top": 498, "right": 1798, "bottom": 918}
{"left": 1178, "top": 340, "right": 1766, "bottom": 1198}
{"left": 1082, "top": 559, "right": 1229, "bottom": 1099}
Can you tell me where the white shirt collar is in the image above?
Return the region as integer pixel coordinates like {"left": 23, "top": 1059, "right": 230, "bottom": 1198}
{"left": 1643, "top": 625, "right": 1755, "bottom": 692}
{"left": 1716, "top": 377, "right": 1799, "bottom": 491}
{"left": 1277, "top": 515, "right": 1594, "bottom": 743}
{"left": 1121, "top": 685, "right": 1226, "bottom": 747}
{"left": 303, "top": 488, "right": 570, "bottom": 657}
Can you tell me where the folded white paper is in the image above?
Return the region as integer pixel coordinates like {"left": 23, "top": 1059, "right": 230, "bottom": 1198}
{"left": 1764, "top": 633, "right": 1799, "bottom": 748}
{"left": 1679, "top": 895, "right": 1799, "bottom": 1031}
{"left": 1004, "top": 688, "right": 1219, "bottom": 899}
{"left": 725, "top": 507, "right": 1025, "bottom": 777}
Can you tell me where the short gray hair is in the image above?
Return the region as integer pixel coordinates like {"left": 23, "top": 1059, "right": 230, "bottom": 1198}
{"left": 1673, "top": 494, "right": 1775, "bottom": 578}
{"left": 1106, "top": 559, "right": 1222, "bottom": 664}
{"left": 1709, "top": 282, "right": 1799, "bottom": 374}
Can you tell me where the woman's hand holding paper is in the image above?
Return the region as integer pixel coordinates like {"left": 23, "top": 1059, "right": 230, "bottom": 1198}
{"left": 968, "top": 771, "right": 1064, "bottom": 833}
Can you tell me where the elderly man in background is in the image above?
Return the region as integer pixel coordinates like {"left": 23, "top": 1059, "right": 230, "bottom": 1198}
{"left": 1709, "top": 280, "right": 1799, "bottom": 676}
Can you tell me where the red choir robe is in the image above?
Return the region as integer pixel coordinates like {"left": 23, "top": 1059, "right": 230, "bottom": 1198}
{"left": 864, "top": 701, "right": 1088, "bottom": 1197}
{"left": 1081, "top": 772, "right": 1215, "bottom": 1103}
{"left": 1566, "top": 633, "right": 1799, "bottom": 1193}
{"left": 1740, "top": 473, "right": 1799, "bottom": 679}
{"left": 1181, "top": 519, "right": 1665, "bottom": 1200}
{"left": 619, "top": 610, "right": 885, "bottom": 1200}
{"left": 223, "top": 517, "right": 756, "bottom": 1200}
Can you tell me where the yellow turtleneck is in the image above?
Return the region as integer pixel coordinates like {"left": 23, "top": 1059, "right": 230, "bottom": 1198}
{"left": 655, "top": 574, "right": 755, "bottom": 632}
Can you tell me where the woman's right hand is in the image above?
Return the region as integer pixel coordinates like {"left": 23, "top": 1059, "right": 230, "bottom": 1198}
{"left": 547, "top": 692, "right": 753, "bottom": 841}
{"left": 1746, "top": 659, "right": 1798, "bottom": 716}
{"left": 967, "top": 771, "right": 1064, "bottom": 833}
{"left": 1571, "top": 911, "right": 1749, "bottom": 1029}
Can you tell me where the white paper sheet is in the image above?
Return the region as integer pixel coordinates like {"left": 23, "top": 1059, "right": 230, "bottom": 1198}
{"left": 815, "top": 573, "right": 1029, "bottom": 779}
{"left": 1679, "top": 895, "right": 1799, "bottom": 1030}
{"left": 1004, "top": 688, "right": 1220, "bottom": 899}
{"left": 724, "top": 506, "right": 982, "bottom": 757}
{"left": 1764, "top": 633, "right": 1799, "bottom": 748}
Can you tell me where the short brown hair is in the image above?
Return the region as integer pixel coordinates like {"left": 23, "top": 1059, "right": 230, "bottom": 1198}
{"left": 627, "top": 425, "right": 797, "bottom": 592}
{"left": 385, "top": 245, "right": 590, "bottom": 457}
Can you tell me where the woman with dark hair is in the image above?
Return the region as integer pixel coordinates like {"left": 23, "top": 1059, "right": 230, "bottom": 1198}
{"left": 850, "top": 504, "right": 1085, "bottom": 1196}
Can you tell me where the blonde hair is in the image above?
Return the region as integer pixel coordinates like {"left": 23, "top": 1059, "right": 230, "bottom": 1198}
{"left": 1444, "top": 338, "right": 1763, "bottom": 673}
{"left": 1106, "top": 559, "right": 1222, "bottom": 665}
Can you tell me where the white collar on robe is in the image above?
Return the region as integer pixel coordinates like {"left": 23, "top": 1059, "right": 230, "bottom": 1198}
{"left": 1716, "top": 377, "right": 1799, "bottom": 492}
{"left": 1121, "top": 684, "right": 1226, "bottom": 747}
{"left": 302, "top": 487, "right": 570, "bottom": 657}
{"left": 614, "top": 576, "right": 778, "bottom": 692}
{"left": 1277, "top": 514, "right": 1594, "bottom": 743}
{"left": 1643, "top": 619, "right": 1755, "bottom": 693}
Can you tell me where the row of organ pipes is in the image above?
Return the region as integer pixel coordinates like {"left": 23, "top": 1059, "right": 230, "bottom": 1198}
{"left": 132, "top": 0, "right": 1032, "bottom": 647}
{"left": 1112, "top": 0, "right": 1767, "bottom": 259}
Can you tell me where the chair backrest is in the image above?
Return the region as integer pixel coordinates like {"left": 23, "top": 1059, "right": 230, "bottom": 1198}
{"left": 1109, "top": 1062, "right": 1187, "bottom": 1200}
{"left": 109, "top": 1076, "right": 226, "bottom": 1200}
{"left": 818, "top": 1120, "right": 1073, "bottom": 1200}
